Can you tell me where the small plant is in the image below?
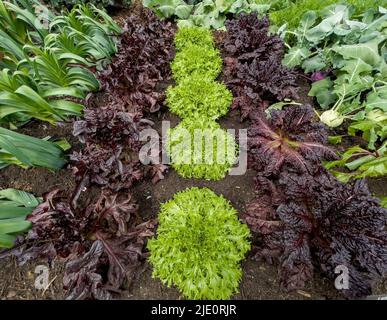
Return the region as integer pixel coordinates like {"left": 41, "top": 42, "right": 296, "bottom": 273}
{"left": 166, "top": 75, "right": 232, "bottom": 120}
{"left": 148, "top": 187, "right": 251, "bottom": 300}
{"left": 0, "top": 188, "right": 40, "bottom": 248}
{"left": 167, "top": 118, "right": 237, "bottom": 180}
{"left": 171, "top": 44, "right": 222, "bottom": 82}
{"left": 174, "top": 26, "right": 214, "bottom": 51}
{"left": 0, "top": 127, "right": 68, "bottom": 170}
{"left": 325, "top": 143, "right": 387, "bottom": 183}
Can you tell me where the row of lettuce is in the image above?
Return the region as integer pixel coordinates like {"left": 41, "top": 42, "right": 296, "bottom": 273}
{"left": 217, "top": 12, "right": 386, "bottom": 299}
{"left": 147, "top": 27, "right": 249, "bottom": 299}
{"left": 166, "top": 26, "right": 236, "bottom": 180}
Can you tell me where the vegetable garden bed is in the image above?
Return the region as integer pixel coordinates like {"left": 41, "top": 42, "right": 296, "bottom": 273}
{"left": 0, "top": 0, "right": 386, "bottom": 300}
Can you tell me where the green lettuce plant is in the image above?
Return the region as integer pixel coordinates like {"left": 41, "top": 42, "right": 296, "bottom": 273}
{"left": 166, "top": 75, "right": 232, "bottom": 120}
{"left": 148, "top": 187, "right": 251, "bottom": 300}
{"left": 166, "top": 118, "right": 237, "bottom": 180}
{"left": 171, "top": 44, "right": 222, "bottom": 82}
{"left": 325, "top": 142, "right": 387, "bottom": 183}
{"left": 174, "top": 26, "right": 214, "bottom": 51}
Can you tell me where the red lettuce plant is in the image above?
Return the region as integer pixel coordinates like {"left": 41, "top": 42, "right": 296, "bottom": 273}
{"left": 12, "top": 189, "right": 156, "bottom": 300}
{"left": 220, "top": 14, "right": 299, "bottom": 120}
{"left": 245, "top": 105, "right": 387, "bottom": 298}
{"left": 248, "top": 105, "right": 337, "bottom": 175}
{"left": 72, "top": 100, "right": 166, "bottom": 191}
{"left": 98, "top": 7, "right": 175, "bottom": 115}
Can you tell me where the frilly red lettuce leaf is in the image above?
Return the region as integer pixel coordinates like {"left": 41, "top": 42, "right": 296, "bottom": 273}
{"left": 248, "top": 105, "right": 338, "bottom": 175}
{"left": 245, "top": 170, "right": 387, "bottom": 297}
{"left": 220, "top": 13, "right": 299, "bottom": 120}
{"left": 98, "top": 7, "right": 175, "bottom": 115}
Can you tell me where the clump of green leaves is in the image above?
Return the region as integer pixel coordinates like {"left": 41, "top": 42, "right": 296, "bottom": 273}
{"left": 166, "top": 75, "right": 232, "bottom": 119}
{"left": 282, "top": 5, "right": 386, "bottom": 131}
{"left": 174, "top": 26, "right": 214, "bottom": 51}
{"left": 0, "top": 127, "right": 69, "bottom": 170}
{"left": 0, "top": 188, "right": 40, "bottom": 248}
{"left": 144, "top": 0, "right": 271, "bottom": 29}
{"left": 167, "top": 118, "right": 237, "bottom": 180}
{"left": 143, "top": 0, "right": 195, "bottom": 20}
{"left": 325, "top": 143, "right": 387, "bottom": 183}
{"left": 167, "top": 26, "right": 234, "bottom": 180}
{"left": 148, "top": 187, "right": 250, "bottom": 300}
{"left": 0, "top": 0, "right": 121, "bottom": 170}
{"left": 171, "top": 44, "right": 222, "bottom": 82}
{"left": 270, "top": 0, "right": 382, "bottom": 32}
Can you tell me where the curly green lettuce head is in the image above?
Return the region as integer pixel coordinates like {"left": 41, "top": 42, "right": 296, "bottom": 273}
{"left": 147, "top": 187, "right": 251, "bottom": 300}
{"left": 166, "top": 75, "right": 232, "bottom": 120}
{"left": 166, "top": 118, "right": 238, "bottom": 180}
{"left": 174, "top": 26, "right": 215, "bottom": 51}
{"left": 171, "top": 44, "right": 222, "bottom": 82}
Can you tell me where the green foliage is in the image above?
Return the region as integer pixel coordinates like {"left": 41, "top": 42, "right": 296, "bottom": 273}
{"left": 45, "top": 0, "right": 131, "bottom": 11}
{"left": 0, "top": 188, "right": 40, "bottom": 248}
{"left": 174, "top": 26, "right": 214, "bottom": 51}
{"left": 283, "top": 4, "right": 386, "bottom": 114}
{"left": 0, "top": 68, "right": 83, "bottom": 127}
{"left": 168, "top": 26, "right": 231, "bottom": 120}
{"left": 148, "top": 187, "right": 251, "bottom": 299}
{"left": 49, "top": 3, "right": 122, "bottom": 67}
{"left": 167, "top": 75, "right": 232, "bottom": 119}
{"left": 270, "top": 0, "right": 384, "bottom": 31}
{"left": 144, "top": 0, "right": 271, "bottom": 29}
{"left": 171, "top": 44, "right": 222, "bottom": 82}
{"left": 283, "top": 3, "right": 387, "bottom": 181}
{"left": 325, "top": 143, "right": 387, "bottom": 183}
{"left": 0, "top": 126, "right": 68, "bottom": 170}
{"left": 143, "top": 0, "right": 194, "bottom": 19}
{"left": 270, "top": 0, "right": 338, "bottom": 31}
{"left": 167, "top": 26, "right": 234, "bottom": 180}
{"left": 167, "top": 118, "right": 237, "bottom": 180}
